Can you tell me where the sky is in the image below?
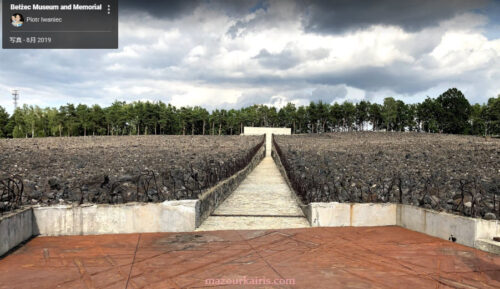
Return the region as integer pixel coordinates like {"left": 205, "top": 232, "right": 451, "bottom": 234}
{"left": 1, "top": 0, "right": 500, "bottom": 113}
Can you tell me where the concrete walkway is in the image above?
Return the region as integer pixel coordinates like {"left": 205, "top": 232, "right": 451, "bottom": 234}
{"left": 197, "top": 157, "right": 310, "bottom": 231}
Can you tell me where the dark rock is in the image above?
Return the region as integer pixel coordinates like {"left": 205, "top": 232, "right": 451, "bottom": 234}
{"left": 48, "top": 178, "right": 61, "bottom": 190}
{"left": 273, "top": 133, "right": 500, "bottom": 219}
{"left": 27, "top": 190, "right": 43, "bottom": 199}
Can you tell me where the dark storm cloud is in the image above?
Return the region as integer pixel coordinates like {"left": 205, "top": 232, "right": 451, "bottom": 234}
{"left": 307, "top": 64, "right": 441, "bottom": 94}
{"left": 120, "top": 0, "right": 262, "bottom": 18}
{"left": 253, "top": 49, "right": 302, "bottom": 70}
{"left": 300, "top": 0, "right": 490, "bottom": 33}
{"left": 194, "top": 62, "right": 440, "bottom": 95}
{"left": 120, "top": 0, "right": 490, "bottom": 32}
{"left": 120, "top": 0, "right": 200, "bottom": 18}
{"left": 252, "top": 46, "right": 329, "bottom": 70}
{"left": 290, "top": 86, "right": 348, "bottom": 104}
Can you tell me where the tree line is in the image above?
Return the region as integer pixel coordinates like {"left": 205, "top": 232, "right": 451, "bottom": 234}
{"left": 0, "top": 88, "right": 499, "bottom": 138}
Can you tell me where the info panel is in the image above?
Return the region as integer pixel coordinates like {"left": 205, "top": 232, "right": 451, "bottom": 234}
{"left": 2, "top": 0, "right": 118, "bottom": 49}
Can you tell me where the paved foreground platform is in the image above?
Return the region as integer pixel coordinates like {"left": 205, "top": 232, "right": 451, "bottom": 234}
{"left": 1, "top": 226, "right": 499, "bottom": 288}
{"left": 198, "top": 157, "right": 310, "bottom": 231}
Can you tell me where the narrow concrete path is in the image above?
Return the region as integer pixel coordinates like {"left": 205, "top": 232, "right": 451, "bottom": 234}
{"left": 197, "top": 157, "right": 310, "bottom": 231}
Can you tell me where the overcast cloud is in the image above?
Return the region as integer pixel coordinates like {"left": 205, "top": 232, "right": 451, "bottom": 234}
{"left": 1, "top": 0, "right": 500, "bottom": 113}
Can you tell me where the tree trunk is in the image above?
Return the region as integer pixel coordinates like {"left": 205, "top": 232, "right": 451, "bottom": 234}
{"left": 203, "top": 120, "right": 206, "bottom": 135}
{"left": 218, "top": 123, "right": 222, "bottom": 135}
{"left": 84, "top": 127, "right": 86, "bottom": 137}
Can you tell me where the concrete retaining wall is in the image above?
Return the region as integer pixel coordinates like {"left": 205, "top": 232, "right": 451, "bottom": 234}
{"left": 397, "top": 204, "right": 500, "bottom": 248}
{"left": 271, "top": 142, "right": 309, "bottom": 217}
{"left": 32, "top": 200, "right": 199, "bottom": 236}
{"left": 308, "top": 202, "right": 397, "bottom": 227}
{"left": 2, "top": 201, "right": 499, "bottom": 255}
{"left": 0, "top": 208, "right": 33, "bottom": 257}
{"left": 305, "top": 202, "right": 499, "bottom": 252}
{"left": 243, "top": 127, "right": 291, "bottom": 156}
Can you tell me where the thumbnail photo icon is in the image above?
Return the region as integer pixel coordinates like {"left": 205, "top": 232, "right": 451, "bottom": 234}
{"left": 11, "top": 13, "right": 24, "bottom": 28}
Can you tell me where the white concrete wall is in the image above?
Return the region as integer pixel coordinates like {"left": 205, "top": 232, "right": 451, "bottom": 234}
{"left": 2, "top": 201, "right": 499, "bottom": 256}
{"left": 309, "top": 202, "right": 351, "bottom": 226}
{"left": 352, "top": 203, "right": 397, "bottom": 226}
{"left": 398, "top": 205, "right": 478, "bottom": 247}
{"left": 309, "top": 202, "right": 397, "bottom": 227}
{"left": 308, "top": 202, "right": 499, "bottom": 253}
{"left": 396, "top": 204, "right": 500, "bottom": 248}
{"left": 475, "top": 239, "right": 500, "bottom": 254}
{"left": 243, "top": 127, "right": 291, "bottom": 156}
{"left": 476, "top": 218, "right": 500, "bottom": 240}
{"left": 0, "top": 208, "right": 33, "bottom": 256}
{"left": 397, "top": 205, "right": 499, "bottom": 249}
{"left": 32, "top": 200, "right": 199, "bottom": 236}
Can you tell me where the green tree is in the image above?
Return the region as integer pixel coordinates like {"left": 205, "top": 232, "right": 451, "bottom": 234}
{"left": 417, "top": 97, "right": 440, "bottom": 133}
{"left": 484, "top": 95, "right": 500, "bottom": 135}
{"left": 382, "top": 97, "right": 398, "bottom": 131}
{"left": 46, "top": 107, "right": 61, "bottom": 136}
{"left": 76, "top": 104, "right": 91, "bottom": 136}
{"left": 90, "top": 104, "right": 106, "bottom": 135}
{"left": 11, "top": 108, "right": 27, "bottom": 138}
{"left": 330, "top": 103, "right": 343, "bottom": 131}
{"left": 59, "top": 104, "right": 79, "bottom": 136}
{"left": 435, "top": 88, "right": 471, "bottom": 134}
{"left": 394, "top": 100, "right": 410, "bottom": 131}
{"left": 356, "top": 101, "right": 370, "bottom": 131}
{"left": 317, "top": 101, "right": 330, "bottom": 132}
{"left": 0, "top": 106, "right": 9, "bottom": 138}
{"left": 105, "top": 101, "right": 127, "bottom": 135}
{"left": 23, "top": 105, "right": 38, "bottom": 138}
{"left": 279, "top": 103, "right": 297, "bottom": 133}
{"left": 159, "top": 103, "right": 179, "bottom": 134}
{"left": 369, "top": 103, "right": 383, "bottom": 131}
{"left": 295, "top": 106, "right": 307, "bottom": 133}
{"left": 469, "top": 103, "right": 486, "bottom": 135}
{"left": 341, "top": 101, "right": 356, "bottom": 131}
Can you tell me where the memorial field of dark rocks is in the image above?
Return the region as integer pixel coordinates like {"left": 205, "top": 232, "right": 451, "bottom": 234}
{"left": 274, "top": 132, "right": 500, "bottom": 220}
{"left": 0, "top": 135, "right": 264, "bottom": 213}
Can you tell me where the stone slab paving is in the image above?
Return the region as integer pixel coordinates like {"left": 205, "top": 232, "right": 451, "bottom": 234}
{"left": 197, "top": 157, "right": 309, "bottom": 231}
{"left": 1, "top": 227, "right": 499, "bottom": 288}
{"left": 198, "top": 216, "right": 310, "bottom": 231}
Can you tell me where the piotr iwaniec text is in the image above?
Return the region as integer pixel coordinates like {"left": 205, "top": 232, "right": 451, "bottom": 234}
{"left": 25, "top": 17, "right": 63, "bottom": 23}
